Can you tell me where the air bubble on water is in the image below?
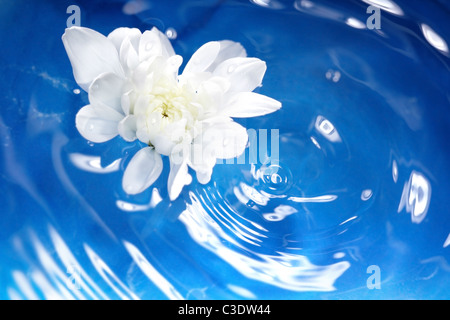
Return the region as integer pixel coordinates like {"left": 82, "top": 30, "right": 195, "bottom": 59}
{"left": 258, "top": 163, "right": 293, "bottom": 195}
{"left": 325, "top": 69, "right": 341, "bottom": 82}
{"left": 361, "top": 189, "right": 373, "bottom": 201}
{"left": 165, "top": 27, "right": 177, "bottom": 40}
{"left": 333, "top": 252, "right": 346, "bottom": 259}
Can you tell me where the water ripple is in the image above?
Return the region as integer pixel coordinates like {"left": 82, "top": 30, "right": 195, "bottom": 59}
{"left": 179, "top": 192, "right": 351, "bottom": 292}
{"left": 123, "top": 241, "right": 184, "bottom": 300}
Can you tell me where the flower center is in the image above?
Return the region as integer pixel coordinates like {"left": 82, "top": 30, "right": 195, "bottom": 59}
{"left": 149, "top": 93, "right": 186, "bottom": 123}
{"left": 134, "top": 74, "right": 206, "bottom": 151}
{"left": 161, "top": 103, "right": 169, "bottom": 118}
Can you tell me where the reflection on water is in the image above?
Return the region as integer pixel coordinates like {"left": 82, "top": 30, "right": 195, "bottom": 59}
{"left": 398, "top": 171, "right": 431, "bottom": 224}
{"left": 262, "top": 205, "right": 298, "bottom": 221}
{"left": 294, "top": 0, "right": 345, "bottom": 22}
{"left": 345, "top": 17, "right": 366, "bottom": 30}
{"left": 315, "top": 116, "right": 341, "bottom": 143}
{"left": 392, "top": 160, "right": 399, "bottom": 183}
{"left": 49, "top": 227, "right": 108, "bottom": 299}
{"left": 123, "top": 0, "right": 151, "bottom": 15}
{"left": 116, "top": 188, "right": 163, "bottom": 211}
{"left": 179, "top": 193, "right": 350, "bottom": 292}
{"left": 361, "top": 0, "right": 404, "bottom": 16}
{"left": 84, "top": 244, "right": 138, "bottom": 300}
{"left": 250, "top": 0, "right": 285, "bottom": 10}
{"left": 123, "top": 241, "right": 183, "bottom": 300}
{"left": 421, "top": 24, "right": 449, "bottom": 55}
{"left": 235, "top": 182, "right": 269, "bottom": 206}
{"left": 69, "top": 153, "right": 121, "bottom": 174}
{"left": 360, "top": 189, "right": 373, "bottom": 201}
{"left": 444, "top": 234, "right": 450, "bottom": 248}
{"left": 7, "top": 225, "right": 185, "bottom": 300}
{"left": 288, "top": 194, "right": 338, "bottom": 203}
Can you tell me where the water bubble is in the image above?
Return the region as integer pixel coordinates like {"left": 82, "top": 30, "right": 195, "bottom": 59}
{"left": 325, "top": 69, "right": 341, "bottom": 82}
{"left": 165, "top": 27, "right": 177, "bottom": 40}
{"left": 361, "top": 189, "right": 373, "bottom": 201}
{"left": 333, "top": 252, "right": 346, "bottom": 259}
{"left": 73, "top": 89, "right": 80, "bottom": 94}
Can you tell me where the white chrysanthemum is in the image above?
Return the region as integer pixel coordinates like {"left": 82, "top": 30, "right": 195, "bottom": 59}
{"left": 62, "top": 26, "right": 281, "bottom": 200}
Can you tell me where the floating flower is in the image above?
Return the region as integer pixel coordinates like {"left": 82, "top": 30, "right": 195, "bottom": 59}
{"left": 62, "top": 26, "right": 281, "bottom": 200}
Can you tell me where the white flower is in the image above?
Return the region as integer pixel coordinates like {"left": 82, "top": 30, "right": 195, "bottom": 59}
{"left": 62, "top": 26, "right": 281, "bottom": 200}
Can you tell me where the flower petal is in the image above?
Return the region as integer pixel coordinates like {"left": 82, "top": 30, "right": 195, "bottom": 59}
{"left": 183, "top": 41, "right": 220, "bottom": 74}
{"left": 196, "top": 168, "right": 213, "bottom": 185}
{"left": 213, "top": 57, "right": 266, "bottom": 93}
{"left": 120, "top": 37, "right": 140, "bottom": 72}
{"left": 107, "top": 27, "right": 141, "bottom": 53}
{"left": 122, "top": 147, "right": 163, "bottom": 195}
{"left": 165, "top": 55, "right": 183, "bottom": 78}
{"left": 118, "top": 115, "right": 137, "bottom": 142}
{"left": 150, "top": 118, "right": 188, "bottom": 156}
{"left": 62, "top": 27, "right": 124, "bottom": 91}
{"left": 132, "top": 59, "right": 153, "bottom": 92}
{"left": 208, "top": 40, "right": 247, "bottom": 72}
{"left": 196, "top": 77, "right": 228, "bottom": 111}
{"left": 89, "top": 72, "right": 125, "bottom": 115}
{"left": 203, "top": 120, "right": 248, "bottom": 159}
{"left": 75, "top": 105, "right": 119, "bottom": 143}
{"left": 121, "top": 90, "right": 133, "bottom": 115}
{"left": 89, "top": 103, "right": 124, "bottom": 122}
{"left": 222, "top": 92, "right": 282, "bottom": 118}
{"left": 189, "top": 131, "right": 217, "bottom": 170}
{"left": 167, "top": 150, "right": 192, "bottom": 200}
{"left": 156, "top": 28, "right": 176, "bottom": 58}
{"left": 139, "top": 27, "right": 174, "bottom": 61}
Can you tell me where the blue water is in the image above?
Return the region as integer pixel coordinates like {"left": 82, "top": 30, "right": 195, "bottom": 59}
{"left": 1, "top": 0, "right": 449, "bottom": 299}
